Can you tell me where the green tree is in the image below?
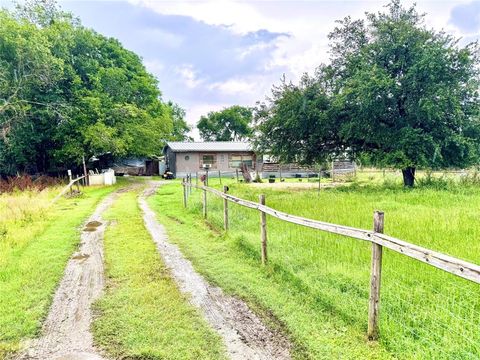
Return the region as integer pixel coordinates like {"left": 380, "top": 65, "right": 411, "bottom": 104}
{"left": 332, "top": 1, "right": 480, "bottom": 186}
{"left": 167, "top": 101, "right": 192, "bottom": 141}
{"left": 0, "top": 0, "right": 174, "bottom": 175}
{"left": 0, "top": 7, "right": 64, "bottom": 174}
{"left": 197, "top": 105, "right": 252, "bottom": 141}
{"left": 256, "top": 1, "right": 480, "bottom": 186}
{"left": 254, "top": 75, "right": 339, "bottom": 164}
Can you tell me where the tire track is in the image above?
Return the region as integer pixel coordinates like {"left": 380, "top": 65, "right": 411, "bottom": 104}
{"left": 140, "top": 182, "right": 291, "bottom": 360}
{"left": 17, "top": 187, "right": 133, "bottom": 360}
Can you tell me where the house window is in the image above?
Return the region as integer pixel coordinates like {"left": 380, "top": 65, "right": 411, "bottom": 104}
{"left": 229, "top": 154, "right": 254, "bottom": 169}
{"left": 200, "top": 154, "right": 216, "bottom": 169}
{"left": 185, "top": 155, "right": 190, "bottom": 161}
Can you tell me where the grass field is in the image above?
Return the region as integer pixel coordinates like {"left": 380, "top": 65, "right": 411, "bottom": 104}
{"left": 0, "top": 182, "right": 122, "bottom": 358}
{"left": 149, "top": 172, "right": 480, "bottom": 359}
{"left": 93, "top": 189, "right": 226, "bottom": 359}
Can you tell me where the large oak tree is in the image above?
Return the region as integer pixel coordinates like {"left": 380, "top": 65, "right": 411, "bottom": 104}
{"left": 255, "top": 1, "right": 480, "bottom": 186}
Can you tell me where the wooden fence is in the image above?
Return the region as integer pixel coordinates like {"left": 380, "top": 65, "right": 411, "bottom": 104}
{"left": 182, "top": 179, "right": 480, "bottom": 340}
{"left": 51, "top": 175, "right": 86, "bottom": 204}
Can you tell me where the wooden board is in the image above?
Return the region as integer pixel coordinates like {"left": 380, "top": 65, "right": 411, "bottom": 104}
{"left": 184, "top": 183, "right": 480, "bottom": 284}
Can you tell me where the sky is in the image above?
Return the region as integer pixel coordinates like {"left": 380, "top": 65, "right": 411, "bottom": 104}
{"left": 2, "top": 0, "right": 480, "bottom": 138}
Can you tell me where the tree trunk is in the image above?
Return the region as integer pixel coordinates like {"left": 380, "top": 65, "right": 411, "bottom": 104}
{"left": 402, "top": 167, "right": 415, "bottom": 187}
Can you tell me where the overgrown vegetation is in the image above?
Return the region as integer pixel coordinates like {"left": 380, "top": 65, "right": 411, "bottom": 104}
{"left": 0, "top": 183, "right": 120, "bottom": 358}
{"left": 0, "top": 0, "right": 188, "bottom": 175}
{"left": 0, "top": 175, "right": 63, "bottom": 192}
{"left": 149, "top": 174, "right": 480, "bottom": 359}
{"left": 93, "top": 190, "right": 226, "bottom": 359}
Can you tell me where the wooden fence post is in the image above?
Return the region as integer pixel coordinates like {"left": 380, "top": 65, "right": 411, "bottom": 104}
{"left": 68, "top": 170, "right": 73, "bottom": 194}
{"left": 82, "top": 155, "right": 89, "bottom": 186}
{"left": 219, "top": 170, "right": 222, "bottom": 185}
{"left": 202, "top": 181, "right": 207, "bottom": 218}
{"left": 331, "top": 160, "right": 335, "bottom": 182}
{"left": 318, "top": 166, "right": 321, "bottom": 193}
{"left": 223, "top": 185, "right": 228, "bottom": 231}
{"left": 368, "top": 210, "right": 384, "bottom": 340}
{"left": 196, "top": 172, "right": 199, "bottom": 189}
{"left": 259, "top": 194, "right": 267, "bottom": 265}
{"left": 236, "top": 169, "right": 239, "bottom": 183}
{"left": 183, "top": 179, "right": 187, "bottom": 208}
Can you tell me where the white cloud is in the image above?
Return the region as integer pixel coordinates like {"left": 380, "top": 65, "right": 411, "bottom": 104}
{"left": 208, "top": 78, "right": 257, "bottom": 95}
{"left": 144, "top": 59, "right": 165, "bottom": 74}
{"left": 134, "top": 0, "right": 282, "bottom": 34}
{"left": 129, "top": 0, "right": 475, "bottom": 135}
{"left": 174, "top": 64, "right": 204, "bottom": 89}
{"left": 131, "top": 0, "right": 384, "bottom": 81}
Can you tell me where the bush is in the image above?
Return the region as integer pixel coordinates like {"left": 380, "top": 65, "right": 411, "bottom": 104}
{"left": 0, "top": 175, "right": 63, "bottom": 193}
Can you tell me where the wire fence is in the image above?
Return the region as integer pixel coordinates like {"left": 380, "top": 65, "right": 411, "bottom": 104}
{"left": 181, "top": 178, "right": 480, "bottom": 359}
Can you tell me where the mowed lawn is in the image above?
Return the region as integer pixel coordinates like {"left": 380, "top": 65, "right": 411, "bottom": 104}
{"left": 93, "top": 189, "right": 226, "bottom": 359}
{"left": 149, "top": 174, "right": 480, "bottom": 359}
{"left": 0, "top": 182, "right": 122, "bottom": 358}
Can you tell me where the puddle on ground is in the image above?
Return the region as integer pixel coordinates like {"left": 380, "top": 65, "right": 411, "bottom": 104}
{"left": 83, "top": 221, "right": 102, "bottom": 232}
{"left": 72, "top": 253, "right": 90, "bottom": 260}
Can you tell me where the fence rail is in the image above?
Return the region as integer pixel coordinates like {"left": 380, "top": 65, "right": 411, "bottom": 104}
{"left": 51, "top": 175, "right": 86, "bottom": 204}
{"left": 182, "top": 179, "right": 480, "bottom": 340}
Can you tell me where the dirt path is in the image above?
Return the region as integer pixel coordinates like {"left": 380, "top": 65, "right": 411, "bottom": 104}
{"left": 140, "top": 182, "right": 292, "bottom": 360}
{"left": 17, "top": 187, "right": 130, "bottom": 360}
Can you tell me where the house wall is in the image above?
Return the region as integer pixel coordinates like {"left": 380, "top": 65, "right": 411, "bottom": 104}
{"left": 165, "top": 148, "right": 176, "bottom": 174}
{"left": 175, "top": 152, "right": 200, "bottom": 174}
{"left": 174, "top": 151, "right": 256, "bottom": 177}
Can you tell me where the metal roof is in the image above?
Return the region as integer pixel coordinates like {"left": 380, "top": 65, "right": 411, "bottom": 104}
{"left": 166, "top": 142, "right": 252, "bottom": 152}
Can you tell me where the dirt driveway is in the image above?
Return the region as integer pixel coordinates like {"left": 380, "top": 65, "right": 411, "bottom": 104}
{"left": 140, "top": 182, "right": 292, "bottom": 360}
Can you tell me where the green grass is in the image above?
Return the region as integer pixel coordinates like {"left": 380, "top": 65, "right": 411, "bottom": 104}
{"left": 93, "top": 189, "right": 226, "bottom": 359}
{"left": 0, "top": 183, "right": 122, "bottom": 358}
{"left": 149, "top": 174, "right": 480, "bottom": 359}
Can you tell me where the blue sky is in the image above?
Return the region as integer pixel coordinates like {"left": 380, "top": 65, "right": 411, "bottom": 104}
{"left": 2, "top": 0, "right": 480, "bottom": 137}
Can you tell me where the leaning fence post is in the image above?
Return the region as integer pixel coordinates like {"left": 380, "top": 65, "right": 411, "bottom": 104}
{"left": 259, "top": 194, "right": 267, "bottom": 265}
{"left": 368, "top": 210, "right": 384, "bottom": 340}
{"left": 223, "top": 185, "right": 229, "bottom": 231}
{"left": 183, "top": 179, "right": 187, "bottom": 208}
{"left": 202, "top": 181, "right": 207, "bottom": 219}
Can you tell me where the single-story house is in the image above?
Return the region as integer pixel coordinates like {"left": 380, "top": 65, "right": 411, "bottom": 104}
{"left": 163, "top": 141, "right": 356, "bottom": 179}
{"left": 163, "top": 142, "right": 261, "bottom": 178}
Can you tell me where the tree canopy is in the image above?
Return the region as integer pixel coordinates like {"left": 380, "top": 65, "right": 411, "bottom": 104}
{"left": 167, "top": 101, "right": 192, "bottom": 142}
{"left": 255, "top": 0, "right": 480, "bottom": 186}
{"left": 0, "top": 0, "right": 177, "bottom": 175}
{"left": 197, "top": 105, "right": 253, "bottom": 141}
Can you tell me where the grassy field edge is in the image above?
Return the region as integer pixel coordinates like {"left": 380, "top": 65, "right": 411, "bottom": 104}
{"left": 0, "top": 183, "right": 122, "bottom": 358}
{"left": 92, "top": 189, "right": 226, "bottom": 359}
